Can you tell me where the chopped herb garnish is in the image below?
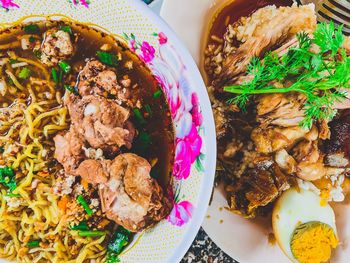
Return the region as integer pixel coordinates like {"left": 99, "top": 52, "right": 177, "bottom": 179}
{"left": 27, "top": 240, "right": 40, "bottom": 248}
{"left": 96, "top": 51, "right": 120, "bottom": 67}
{"left": 78, "top": 230, "right": 106, "bottom": 237}
{"left": 59, "top": 25, "right": 73, "bottom": 35}
{"left": 29, "top": 36, "right": 35, "bottom": 43}
{"left": 24, "top": 24, "right": 40, "bottom": 34}
{"left": 18, "top": 67, "right": 30, "bottom": 79}
{"left": 76, "top": 195, "right": 93, "bottom": 216}
{"left": 64, "top": 84, "right": 79, "bottom": 95}
{"left": 51, "top": 68, "right": 59, "bottom": 84}
{"left": 9, "top": 58, "right": 18, "bottom": 65}
{"left": 224, "top": 22, "right": 350, "bottom": 129}
{"left": 0, "top": 166, "right": 16, "bottom": 192}
{"left": 144, "top": 104, "right": 153, "bottom": 117}
{"left": 106, "top": 227, "right": 131, "bottom": 262}
{"left": 153, "top": 90, "right": 162, "bottom": 99}
{"left": 4, "top": 193, "right": 20, "bottom": 198}
{"left": 134, "top": 131, "right": 152, "bottom": 155}
{"left": 59, "top": 61, "right": 71, "bottom": 74}
{"left": 133, "top": 108, "right": 146, "bottom": 125}
{"left": 106, "top": 252, "right": 121, "bottom": 263}
{"left": 33, "top": 49, "right": 42, "bottom": 59}
{"left": 70, "top": 220, "right": 89, "bottom": 231}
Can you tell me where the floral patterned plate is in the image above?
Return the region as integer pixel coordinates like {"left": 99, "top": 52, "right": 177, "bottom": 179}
{"left": 0, "top": 0, "right": 216, "bottom": 262}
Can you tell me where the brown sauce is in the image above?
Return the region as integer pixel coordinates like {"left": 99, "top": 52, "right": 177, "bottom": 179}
{"left": 0, "top": 20, "right": 174, "bottom": 189}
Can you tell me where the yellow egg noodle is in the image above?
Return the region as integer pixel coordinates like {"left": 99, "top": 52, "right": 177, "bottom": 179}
{"left": 0, "top": 53, "right": 107, "bottom": 262}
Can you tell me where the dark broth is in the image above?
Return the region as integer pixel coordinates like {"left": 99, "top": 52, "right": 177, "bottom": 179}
{"left": 0, "top": 20, "right": 174, "bottom": 189}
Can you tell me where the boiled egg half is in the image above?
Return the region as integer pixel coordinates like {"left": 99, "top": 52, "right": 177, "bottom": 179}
{"left": 272, "top": 188, "right": 338, "bottom": 263}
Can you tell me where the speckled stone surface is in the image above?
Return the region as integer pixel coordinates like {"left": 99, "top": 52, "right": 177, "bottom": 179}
{"left": 181, "top": 228, "right": 237, "bottom": 263}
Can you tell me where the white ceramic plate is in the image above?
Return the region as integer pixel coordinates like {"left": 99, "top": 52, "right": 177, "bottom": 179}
{"left": 161, "top": 0, "right": 350, "bottom": 262}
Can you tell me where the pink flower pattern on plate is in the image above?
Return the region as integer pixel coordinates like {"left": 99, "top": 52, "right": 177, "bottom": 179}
{"left": 122, "top": 31, "right": 204, "bottom": 227}
{"left": 72, "top": 0, "right": 89, "bottom": 8}
{"left": 0, "top": 0, "right": 19, "bottom": 9}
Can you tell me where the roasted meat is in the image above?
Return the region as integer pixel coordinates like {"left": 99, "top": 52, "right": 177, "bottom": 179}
{"left": 91, "top": 154, "right": 172, "bottom": 232}
{"left": 217, "top": 4, "right": 317, "bottom": 85}
{"left": 324, "top": 109, "right": 350, "bottom": 167}
{"left": 227, "top": 158, "right": 290, "bottom": 218}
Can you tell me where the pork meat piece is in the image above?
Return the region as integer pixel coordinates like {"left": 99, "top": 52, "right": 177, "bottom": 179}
{"left": 217, "top": 4, "right": 316, "bottom": 85}
{"left": 54, "top": 129, "right": 85, "bottom": 175}
{"left": 41, "top": 28, "right": 75, "bottom": 66}
{"left": 77, "top": 60, "right": 130, "bottom": 101}
{"left": 65, "top": 94, "right": 135, "bottom": 152}
{"left": 98, "top": 153, "right": 172, "bottom": 232}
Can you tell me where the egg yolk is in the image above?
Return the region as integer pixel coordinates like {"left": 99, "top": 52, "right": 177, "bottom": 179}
{"left": 290, "top": 221, "right": 338, "bottom": 263}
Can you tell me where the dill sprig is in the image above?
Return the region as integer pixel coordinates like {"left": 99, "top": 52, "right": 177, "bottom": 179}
{"left": 224, "top": 22, "right": 350, "bottom": 129}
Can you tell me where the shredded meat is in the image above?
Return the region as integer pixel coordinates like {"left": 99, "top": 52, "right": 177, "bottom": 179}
{"left": 216, "top": 4, "right": 316, "bottom": 85}
{"left": 65, "top": 94, "right": 135, "bottom": 152}
{"left": 77, "top": 60, "right": 130, "bottom": 101}
{"left": 41, "top": 29, "right": 75, "bottom": 66}
{"left": 54, "top": 129, "right": 85, "bottom": 175}
{"left": 227, "top": 158, "right": 290, "bottom": 218}
{"left": 93, "top": 154, "right": 172, "bottom": 232}
{"left": 256, "top": 93, "right": 306, "bottom": 128}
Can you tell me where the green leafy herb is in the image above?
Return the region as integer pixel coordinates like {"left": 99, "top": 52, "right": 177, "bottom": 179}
{"left": 106, "top": 227, "right": 131, "bottom": 262}
{"left": 27, "top": 240, "right": 40, "bottom": 248}
{"left": 78, "top": 230, "right": 106, "bottom": 237}
{"left": 59, "top": 25, "right": 73, "bottom": 35}
{"left": 59, "top": 61, "right": 71, "bottom": 74}
{"left": 133, "top": 131, "right": 152, "bottom": 156}
{"left": 133, "top": 108, "right": 146, "bottom": 125}
{"left": 33, "top": 49, "right": 42, "bottom": 59}
{"left": 96, "top": 51, "right": 120, "bottom": 67}
{"left": 76, "top": 195, "right": 93, "bottom": 216}
{"left": 224, "top": 22, "right": 350, "bottom": 129}
{"left": 4, "top": 193, "right": 20, "bottom": 198}
{"left": 64, "top": 84, "right": 79, "bottom": 95}
{"left": 153, "top": 90, "right": 162, "bottom": 99}
{"left": 29, "top": 36, "right": 35, "bottom": 43}
{"left": 70, "top": 220, "right": 89, "bottom": 231}
{"left": 52, "top": 68, "right": 59, "bottom": 84}
{"left": 18, "top": 67, "right": 30, "bottom": 79}
{"left": 0, "top": 146, "right": 4, "bottom": 153}
{"left": 0, "top": 166, "right": 16, "bottom": 192}
{"left": 9, "top": 58, "right": 18, "bottom": 65}
{"left": 24, "top": 24, "right": 40, "bottom": 34}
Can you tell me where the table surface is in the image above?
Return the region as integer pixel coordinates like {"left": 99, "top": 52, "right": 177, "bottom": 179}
{"left": 143, "top": 0, "right": 236, "bottom": 262}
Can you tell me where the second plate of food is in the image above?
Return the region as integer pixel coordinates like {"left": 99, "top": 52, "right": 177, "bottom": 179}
{"left": 162, "top": 0, "right": 350, "bottom": 262}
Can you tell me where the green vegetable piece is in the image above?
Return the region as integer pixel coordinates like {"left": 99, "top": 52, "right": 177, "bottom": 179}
{"left": 106, "top": 252, "right": 121, "bottom": 263}
{"left": 70, "top": 220, "right": 89, "bottom": 231}
{"left": 27, "top": 240, "right": 40, "bottom": 248}
{"left": 33, "top": 49, "right": 42, "bottom": 59}
{"left": 108, "top": 226, "right": 131, "bottom": 255}
{"left": 133, "top": 108, "right": 146, "bottom": 125}
{"left": 78, "top": 230, "right": 106, "bottom": 237}
{"left": 0, "top": 146, "right": 4, "bottom": 153}
{"left": 59, "top": 61, "right": 71, "bottom": 74}
{"left": 134, "top": 131, "right": 152, "bottom": 155}
{"left": 224, "top": 22, "right": 350, "bottom": 129}
{"left": 0, "top": 166, "right": 16, "bottom": 192}
{"left": 96, "top": 51, "right": 120, "bottom": 67}
{"left": 59, "top": 25, "right": 73, "bottom": 35}
{"left": 29, "top": 36, "right": 35, "bottom": 43}
{"left": 64, "top": 85, "right": 79, "bottom": 95}
{"left": 144, "top": 104, "right": 152, "bottom": 117}
{"left": 153, "top": 90, "right": 162, "bottom": 99}
{"left": 76, "top": 195, "right": 93, "bottom": 216}
{"left": 24, "top": 24, "right": 40, "bottom": 34}
{"left": 51, "top": 68, "right": 59, "bottom": 84}
{"left": 18, "top": 67, "right": 30, "bottom": 79}
{"left": 9, "top": 58, "right": 18, "bottom": 65}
